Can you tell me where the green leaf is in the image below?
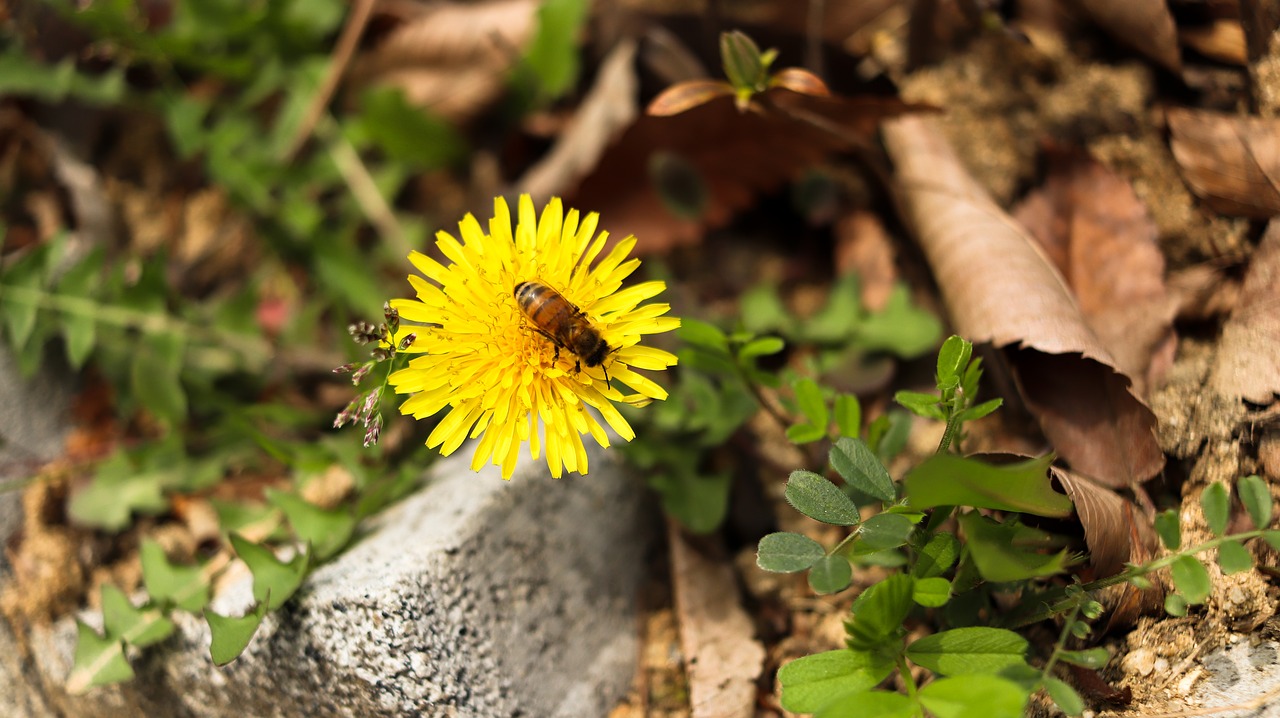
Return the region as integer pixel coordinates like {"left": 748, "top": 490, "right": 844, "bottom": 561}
{"left": 1238, "top": 475, "right": 1271, "bottom": 529}
{"left": 140, "top": 538, "right": 210, "bottom": 613}
{"left": 912, "top": 576, "right": 951, "bottom": 607}
{"left": 0, "top": 262, "right": 41, "bottom": 349}
{"left": 904, "top": 454, "right": 1072, "bottom": 518}
{"left": 100, "top": 584, "right": 174, "bottom": 648}
{"left": 678, "top": 318, "right": 729, "bottom": 353}
{"left": 809, "top": 555, "right": 854, "bottom": 594}
{"left": 739, "top": 284, "right": 790, "bottom": 335}
{"left": 651, "top": 467, "right": 731, "bottom": 534}
{"left": 859, "top": 513, "right": 917, "bottom": 550}
{"left": 1154, "top": 509, "right": 1181, "bottom": 550}
{"left": 1056, "top": 647, "right": 1108, "bottom": 669}
{"left": 894, "top": 390, "right": 944, "bottom": 420}
{"left": 521, "top": 0, "right": 590, "bottom": 99}
{"left": 834, "top": 394, "right": 861, "bottom": 439}
{"left": 206, "top": 598, "right": 269, "bottom": 666}
{"left": 349, "top": 87, "right": 463, "bottom": 169}
{"left": 757, "top": 532, "right": 825, "bottom": 573}
{"left": 919, "top": 675, "right": 1030, "bottom": 718}
{"left": 869, "top": 411, "right": 912, "bottom": 464}
{"left": 1265, "top": 530, "right": 1280, "bottom": 552}
{"left": 830, "top": 437, "right": 896, "bottom": 502}
{"left": 786, "top": 470, "right": 862, "bottom": 526}
{"left": 1201, "top": 482, "right": 1230, "bottom": 537}
{"left": 738, "top": 335, "right": 785, "bottom": 361}
{"left": 913, "top": 532, "right": 961, "bottom": 579}
{"left": 778, "top": 649, "right": 895, "bottom": 713}
{"left": 935, "top": 336, "right": 971, "bottom": 386}
{"left": 817, "top": 689, "right": 917, "bottom": 718}
{"left": 62, "top": 309, "right": 96, "bottom": 369}
{"left": 1170, "top": 555, "right": 1210, "bottom": 605}
{"left": 905, "top": 627, "right": 1029, "bottom": 676}
{"left": 1164, "top": 593, "right": 1188, "bottom": 616}
{"left": 787, "top": 423, "right": 828, "bottom": 444}
{"left": 794, "top": 378, "right": 828, "bottom": 428}
{"left": 230, "top": 534, "right": 310, "bottom": 610}
{"left": 266, "top": 489, "right": 356, "bottom": 560}
{"left": 1217, "top": 539, "right": 1253, "bottom": 575}
{"left": 958, "top": 512, "right": 1071, "bottom": 582}
{"left": 67, "top": 620, "right": 134, "bottom": 695}
{"left": 1044, "top": 676, "right": 1085, "bottom": 717}
{"left": 955, "top": 398, "right": 1002, "bottom": 423}
{"left": 130, "top": 332, "right": 188, "bottom": 424}
{"left": 68, "top": 459, "right": 168, "bottom": 531}
{"left": 804, "top": 275, "right": 862, "bottom": 343}
{"left": 846, "top": 573, "right": 913, "bottom": 652}
{"left": 855, "top": 284, "right": 942, "bottom": 358}
{"left": 0, "top": 50, "right": 126, "bottom": 105}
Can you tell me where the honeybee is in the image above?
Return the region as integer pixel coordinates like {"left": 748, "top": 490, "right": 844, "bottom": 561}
{"left": 514, "top": 280, "right": 615, "bottom": 382}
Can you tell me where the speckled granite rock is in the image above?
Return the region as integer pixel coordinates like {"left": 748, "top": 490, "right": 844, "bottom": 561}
{"left": 2, "top": 441, "right": 654, "bottom": 717}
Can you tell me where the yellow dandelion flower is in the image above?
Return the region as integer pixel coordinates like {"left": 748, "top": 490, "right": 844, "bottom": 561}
{"left": 387, "top": 195, "right": 680, "bottom": 479}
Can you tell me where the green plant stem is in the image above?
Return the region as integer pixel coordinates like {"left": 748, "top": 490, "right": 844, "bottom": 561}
{"left": 1004, "top": 530, "right": 1268, "bottom": 627}
{"left": 1039, "top": 603, "right": 1080, "bottom": 680}
{"left": 0, "top": 285, "right": 271, "bottom": 366}
{"left": 729, "top": 355, "right": 792, "bottom": 431}
{"left": 896, "top": 654, "right": 918, "bottom": 700}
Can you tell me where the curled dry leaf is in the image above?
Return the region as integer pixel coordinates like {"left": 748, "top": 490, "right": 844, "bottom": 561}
{"left": 1168, "top": 107, "right": 1280, "bottom": 218}
{"left": 668, "top": 522, "right": 765, "bottom": 718}
{"left": 1208, "top": 219, "right": 1280, "bottom": 403}
{"left": 1013, "top": 148, "right": 1177, "bottom": 397}
{"left": 1178, "top": 20, "right": 1248, "bottom": 66}
{"left": 348, "top": 0, "right": 539, "bottom": 123}
{"left": 1074, "top": 0, "right": 1182, "bottom": 73}
{"left": 514, "top": 39, "right": 640, "bottom": 203}
{"left": 570, "top": 84, "right": 921, "bottom": 254}
{"left": 882, "top": 115, "right": 1164, "bottom": 489}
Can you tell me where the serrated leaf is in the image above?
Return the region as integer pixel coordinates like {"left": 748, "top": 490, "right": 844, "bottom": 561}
{"left": 904, "top": 453, "right": 1072, "bottom": 518}
{"left": 785, "top": 470, "right": 861, "bottom": 526}
{"left": 905, "top": 627, "right": 1028, "bottom": 676}
{"left": 1217, "top": 539, "right": 1253, "bottom": 575}
{"left": 809, "top": 555, "right": 853, "bottom": 594}
{"left": 100, "top": 584, "right": 174, "bottom": 648}
{"left": 859, "top": 512, "right": 916, "bottom": 550}
{"left": 830, "top": 437, "right": 895, "bottom": 502}
{"left": 895, "top": 390, "right": 944, "bottom": 419}
{"left": 913, "top": 532, "right": 961, "bottom": 579}
{"left": 1154, "top": 509, "right": 1181, "bottom": 550}
{"left": 1044, "top": 676, "right": 1085, "bottom": 717}
{"left": 1201, "top": 482, "right": 1230, "bottom": 537}
{"left": 1238, "top": 475, "right": 1271, "bottom": 529}
{"left": 757, "top": 532, "right": 825, "bottom": 573}
{"left": 935, "top": 336, "right": 971, "bottom": 385}
{"left": 206, "top": 598, "right": 269, "bottom": 666}
{"left": 266, "top": 489, "right": 356, "bottom": 560}
{"left": 919, "top": 675, "right": 1030, "bottom": 718}
{"left": 912, "top": 576, "right": 951, "bottom": 607}
{"left": 1056, "top": 647, "right": 1108, "bottom": 669}
{"left": 1170, "top": 555, "right": 1210, "bottom": 604}
{"left": 66, "top": 620, "right": 134, "bottom": 695}
{"left": 777, "top": 649, "right": 896, "bottom": 713}
{"left": 140, "top": 538, "right": 210, "bottom": 613}
{"left": 230, "top": 534, "right": 309, "bottom": 610}
{"left": 834, "top": 394, "right": 861, "bottom": 439}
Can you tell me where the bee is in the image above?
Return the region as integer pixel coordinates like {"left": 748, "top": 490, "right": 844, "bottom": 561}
{"left": 514, "top": 280, "right": 615, "bottom": 382}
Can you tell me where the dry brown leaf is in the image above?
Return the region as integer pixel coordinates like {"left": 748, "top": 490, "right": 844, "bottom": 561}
{"left": 569, "top": 86, "right": 918, "bottom": 254}
{"left": 882, "top": 115, "right": 1164, "bottom": 488}
{"left": 1179, "top": 20, "right": 1248, "bottom": 66}
{"left": 1208, "top": 219, "right": 1280, "bottom": 402}
{"left": 1168, "top": 107, "right": 1280, "bottom": 218}
{"left": 669, "top": 522, "right": 764, "bottom": 718}
{"left": 1013, "top": 149, "right": 1177, "bottom": 397}
{"left": 348, "top": 0, "right": 539, "bottom": 124}
{"left": 514, "top": 40, "right": 639, "bottom": 203}
{"left": 1074, "top": 0, "right": 1182, "bottom": 73}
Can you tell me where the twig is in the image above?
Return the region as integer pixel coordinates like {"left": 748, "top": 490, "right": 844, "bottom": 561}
{"left": 283, "top": 0, "right": 376, "bottom": 161}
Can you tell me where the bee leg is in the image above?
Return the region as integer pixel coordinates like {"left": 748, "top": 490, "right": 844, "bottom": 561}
{"left": 553, "top": 345, "right": 561, "bottom": 363}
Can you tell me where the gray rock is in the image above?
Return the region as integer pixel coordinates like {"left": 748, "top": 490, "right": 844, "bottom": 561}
{"left": 4, "top": 443, "right": 655, "bottom": 717}
{"left": 1185, "top": 638, "right": 1280, "bottom": 717}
